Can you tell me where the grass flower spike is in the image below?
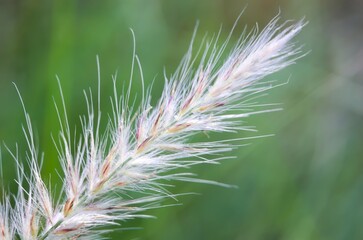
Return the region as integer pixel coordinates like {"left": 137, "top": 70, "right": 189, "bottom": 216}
{"left": 0, "top": 15, "right": 304, "bottom": 239}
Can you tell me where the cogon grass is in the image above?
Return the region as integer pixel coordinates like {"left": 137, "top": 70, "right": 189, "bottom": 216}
{"left": 0, "top": 14, "right": 305, "bottom": 239}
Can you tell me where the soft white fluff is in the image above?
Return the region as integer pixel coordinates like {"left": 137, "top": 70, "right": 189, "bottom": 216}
{"left": 0, "top": 15, "right": 304, "bottom": 239}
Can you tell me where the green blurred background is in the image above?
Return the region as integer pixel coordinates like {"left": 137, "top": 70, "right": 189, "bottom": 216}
{"left": 1, "top": 0, "right": 363, "bottom": 239}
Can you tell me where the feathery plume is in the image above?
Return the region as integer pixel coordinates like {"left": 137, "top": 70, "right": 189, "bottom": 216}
{"left": 0, "top": 15, "right": 304, "bottom": 239}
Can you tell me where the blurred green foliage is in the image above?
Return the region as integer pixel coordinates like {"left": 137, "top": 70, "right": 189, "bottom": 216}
{"left": 1, "top": 0, "right": 363, "bottom": 239}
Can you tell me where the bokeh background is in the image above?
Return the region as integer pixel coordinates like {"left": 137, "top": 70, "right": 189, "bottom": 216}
{"left": 0, "top": 0, "right": 363, "bottom": 239}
